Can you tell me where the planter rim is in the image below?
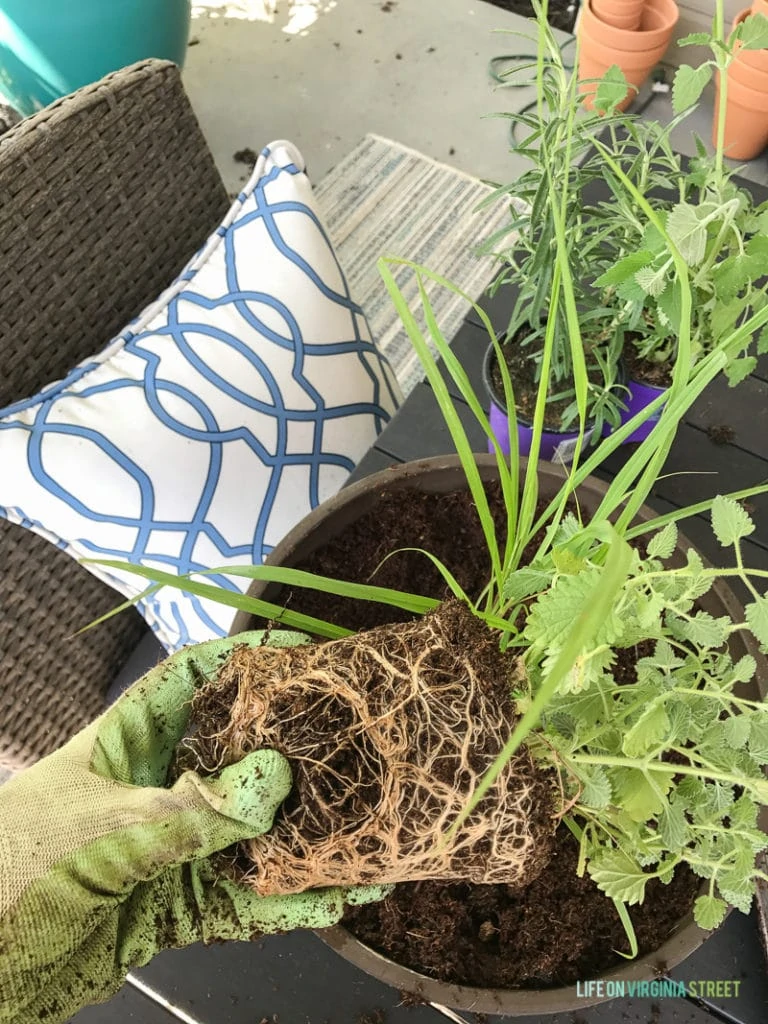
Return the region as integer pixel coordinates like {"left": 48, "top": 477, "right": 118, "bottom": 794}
{"left": 230, "top": 453, "right": 767, "bottom": 1014}
{"left": 581, "top": 0, "right": 679, "bottom": 51}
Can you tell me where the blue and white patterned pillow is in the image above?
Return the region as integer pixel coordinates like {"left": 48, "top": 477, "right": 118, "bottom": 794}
{"left": 0, "top": 140, "right": 401, "bottom": 652}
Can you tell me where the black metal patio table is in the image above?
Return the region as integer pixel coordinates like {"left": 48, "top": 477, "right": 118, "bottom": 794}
{"left": 70, "top": 175, "right": 768, "bottom": 1024}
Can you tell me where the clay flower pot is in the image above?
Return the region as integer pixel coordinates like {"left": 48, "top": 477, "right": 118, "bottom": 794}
{"left": 713, "top": 69, "right": 768, "bottom": 159}
{"left": 591, "top": 0, "right": 646, "bottom": 30}
{"left": 751, "top": 0, "right": 768, "bottom": 15}
{"left": 712, "top": 8, "right": 768, "bottom": 160}
{"left": 578, "top": 0, "right": 680, "bottom": 111}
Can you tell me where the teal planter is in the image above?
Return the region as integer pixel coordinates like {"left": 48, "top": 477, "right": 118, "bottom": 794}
{"left": 0, "top": 0, "right": 191, "bottom": 115}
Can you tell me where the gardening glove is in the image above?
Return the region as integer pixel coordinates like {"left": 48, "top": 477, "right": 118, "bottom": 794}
{"left": 0, "top": 633, "right": 389, "bottom": 1024}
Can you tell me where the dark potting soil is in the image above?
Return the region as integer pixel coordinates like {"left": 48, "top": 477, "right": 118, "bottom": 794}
{"left": 624, "top": 343, "right": 674, "bottom": 390}
{"left": 345, "top": 826, "right": 698, "bottom": 988}
{"left": 257, "top": 482, "right": 698, "bottom": 988}
{"left": 481, "top": 0, "right": 580, "bottom": 33}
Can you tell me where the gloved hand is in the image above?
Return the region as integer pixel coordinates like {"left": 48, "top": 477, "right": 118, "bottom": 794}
{"left": 0, "top": 633, "right": 387, "bottom": 1024}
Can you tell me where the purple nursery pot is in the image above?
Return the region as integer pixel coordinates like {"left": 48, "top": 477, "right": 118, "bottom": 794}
{"left": 483, "top": 345, "right": 592, "bottom": 464}
{"left": 622, "top": 375, "right": 667, "bottom": 443}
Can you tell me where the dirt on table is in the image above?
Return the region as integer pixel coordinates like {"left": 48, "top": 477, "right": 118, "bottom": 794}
{"left": 221, "top": 481, "right": 698, "bottom": 987}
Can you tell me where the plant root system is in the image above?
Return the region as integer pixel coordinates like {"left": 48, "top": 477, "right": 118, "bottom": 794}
{"left": 184, "top": 600, "right": 555, "bottom": 895}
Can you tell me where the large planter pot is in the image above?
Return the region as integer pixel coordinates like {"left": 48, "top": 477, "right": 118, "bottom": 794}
{"left": 0, "top": 0, "right": 191, "bottom": 115}
{"left": 731, "top": 8, "right": 768, "bottom": 77}
{"left": 591, "top": 0, "right": 646, "bottom": 30}
{"left": 482, "top": 344, "right": 593, "bottom": 463}
{"left": 751, "top": 0, "right": 768, "bottom": 16}
{"left": 230, "top": 454, "right": 766, "bottom": 1016}
{"left": 578, "top": 0, "right": 679, "bottom": 111}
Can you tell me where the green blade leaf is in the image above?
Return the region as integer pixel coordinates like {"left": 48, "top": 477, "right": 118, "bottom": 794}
{"left": 711, "top": 495, "right": 755, "bottom": 546}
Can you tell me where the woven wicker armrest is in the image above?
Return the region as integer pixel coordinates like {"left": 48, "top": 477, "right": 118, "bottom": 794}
{"left": 0, "top": 60, "right": 229, "bottom": 769}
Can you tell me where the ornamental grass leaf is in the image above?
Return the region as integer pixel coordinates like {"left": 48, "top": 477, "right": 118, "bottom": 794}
{"left": 711, "top": 495, "right": 755, "bottom": 547}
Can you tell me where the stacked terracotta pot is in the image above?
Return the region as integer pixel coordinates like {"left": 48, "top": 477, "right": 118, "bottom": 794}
{"left": 578, "top": 0, "right": 680, "bottom": 111}
{"left": 716, "top": 2, "right": 768, "bottom": 159}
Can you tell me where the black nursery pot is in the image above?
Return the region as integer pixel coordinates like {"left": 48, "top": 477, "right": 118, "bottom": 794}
{"left": 230, "top": 454, "right": 766, "bottom": 1016}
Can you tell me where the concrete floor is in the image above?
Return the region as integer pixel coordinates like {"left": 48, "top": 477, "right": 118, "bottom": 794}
{"left": 183, "top": 0, "right": 767, "bottom": 195}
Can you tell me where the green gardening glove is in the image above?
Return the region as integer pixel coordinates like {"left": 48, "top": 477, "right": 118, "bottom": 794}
{"left": 0, "top": 633, "right": 388, "bottom": 1024}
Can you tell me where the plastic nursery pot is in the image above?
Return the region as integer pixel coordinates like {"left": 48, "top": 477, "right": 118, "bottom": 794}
{"left": 0, "top": 0, "right": 191, "bottom": 116}
{"left": 713, "top": 67, "right": 768, "bottom": 160}
{"left": 591, "top": 0, "right": 646, "bottom": 31}
{"left": 482, "top": 344, "right": 593, "bottom": 464}
{"left": 578, "top": 0, "right": 679, "bottom": 111}
{"left": 620, "top": 375, "right": 667, "bottom": 443}
{"left": 229, "top": 454, "right": 766, "bottom": 1016}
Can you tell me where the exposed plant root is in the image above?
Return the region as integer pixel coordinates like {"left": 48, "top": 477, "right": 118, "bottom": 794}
{"left": 184, "top": 601, "right": 555, "bottom": 895}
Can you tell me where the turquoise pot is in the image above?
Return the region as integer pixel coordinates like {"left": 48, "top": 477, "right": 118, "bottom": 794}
{"left": 0, "top": 0, "right": 191, "bottom": 115}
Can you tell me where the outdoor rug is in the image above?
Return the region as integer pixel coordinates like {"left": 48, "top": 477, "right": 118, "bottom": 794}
{"left": 315, "top": 134, "right": 517, "bottom": 396}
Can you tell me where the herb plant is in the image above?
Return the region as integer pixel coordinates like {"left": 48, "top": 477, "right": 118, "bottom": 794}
{"left": 87, "top": 0, "right": 768, "bottom": 957}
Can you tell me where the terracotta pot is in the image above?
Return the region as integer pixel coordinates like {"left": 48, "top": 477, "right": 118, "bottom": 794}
{"left": 578, "top": 0, "right": 679, "bottom": 110}
{"left": 713, "top": 67, "right": 768, "bottom": 159}
{"left": 591, "top": 0, "right": 646, "bottom": 30}
{"left": 750, "top": 0, "right": 768, "bottom": 15}
{"left": 230, "top": 454, "right": 766, "bottom": 1016}
{"left": 732, "top": 7, "right": 768, "bottom": 74}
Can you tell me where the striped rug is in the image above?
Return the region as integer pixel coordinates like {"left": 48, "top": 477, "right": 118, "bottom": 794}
{"left": 315, "top": 134, "right": 519, "bottom": 396}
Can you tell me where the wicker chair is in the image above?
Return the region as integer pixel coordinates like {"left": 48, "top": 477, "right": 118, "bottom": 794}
{"left": 0, "top": 59, "right": 230, "bottom": 770}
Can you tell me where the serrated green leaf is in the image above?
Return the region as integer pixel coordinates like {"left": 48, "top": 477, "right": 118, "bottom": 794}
{"left": 588, "top": 850, "right": 649, "bottom": 905}
{"left": 647, "top": 522, "right": 678, "bottom": 560}
{"left": 725, "top": 356, "right": 757, "bottom": 387}
{"left": 730, "top": 793, "right": 759, "bottom": 829}
{"left": 739, "top": 12, "right": 768, "bottom": 50}
{"left": 677, "top": 32, "right": 711, "bottom": 47}
{"left": 745, "top": 594, "right": 768, "bottom": 650}
{"left": 551, "top": 547, "right": 587, "bottom": 575}
{"left": 595, "top": 250, "right": 654, "bottom": 288}
{"left": 623, "top": 703, "right": 671, "bottom": 758}
{"left": 717, "top": 882, "right": 754, "bottom": 914}
{"left": 732, "top": 654, "right": 757, "bottom": 683}
{"left": 723, "top": 714, "right": 752, "bottom": 748}
{"left": 580, "top": 766, "right": 613, "bottom": 809}
{"left": 749, "top": 716, "right": 768, "bottom": 763}
{"left": 593, "top": 64, "right": 630, "bottom": 113}
{"left": 660, "top": 802, "right": 688, "bottom": 849}
{"left": 714, "top": 253, "right": 754, "bottom": 303}
{"left": 672, "top": 64, "right": 713, "bottom": 114}
{"left": 611, "top": 766, "right": 671, "bottom": 821}
{"left": 667, "top": 203, "right": 708, "bottom": 265}
{"left": 694, "top": 894, "right": 728, "bottom": 930}
{"left": 678, "top": 610, "right": 731, "bottom": 648}
{"left": 635, "top": 264, "right": 668, "bottom": 297}
{"left": 503, "top": 566, "right": 553, "bottom": 603}
{"left": 711, "top": 495, "right": 755, "bottom": 546}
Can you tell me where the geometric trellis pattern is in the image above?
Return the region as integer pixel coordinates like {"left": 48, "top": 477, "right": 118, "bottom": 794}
{"left": 0, "top": 140, "right": 402, "bottom": 652}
